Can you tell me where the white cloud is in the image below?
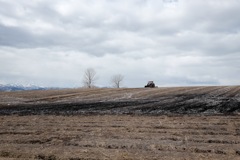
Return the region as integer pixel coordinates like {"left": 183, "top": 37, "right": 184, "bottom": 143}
{"left": 0, "top": 0, "right": 240, "bottom": 87}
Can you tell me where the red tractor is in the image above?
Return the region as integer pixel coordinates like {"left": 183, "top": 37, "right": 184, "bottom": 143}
{"left": 145, "top": 81, "right": 156, "bottom": 88}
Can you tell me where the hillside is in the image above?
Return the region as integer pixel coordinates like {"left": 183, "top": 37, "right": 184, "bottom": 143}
{"left": 0, "top": 86, "right": 240, "bottom": 115}
{"left": 1, "top": 86, "right": 240, "bottom": 159}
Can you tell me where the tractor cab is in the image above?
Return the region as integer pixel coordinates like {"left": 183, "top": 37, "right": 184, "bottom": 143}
{"left": 145, "top": 81, "right": 156, "bottom": 88}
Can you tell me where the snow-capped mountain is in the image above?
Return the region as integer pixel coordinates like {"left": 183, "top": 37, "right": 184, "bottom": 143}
{"left": 0, "top": 84, "right": 47, "bottom": 91}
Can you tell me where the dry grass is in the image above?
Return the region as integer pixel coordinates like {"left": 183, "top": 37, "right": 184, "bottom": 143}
{"left": 0, "top": 86, "right": 240, "bottom": 159}
{"left": 0, "top": 115, "right": 240, "bottom": 160}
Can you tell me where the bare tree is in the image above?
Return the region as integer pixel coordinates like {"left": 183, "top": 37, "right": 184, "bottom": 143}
{"left": 111, "top": 74, "right": 124, "bottom": 88}
{"left": 82, "top": 68, "right": 97, "bottom": 88}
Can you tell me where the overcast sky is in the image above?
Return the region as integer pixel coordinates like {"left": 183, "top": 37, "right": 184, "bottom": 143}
{"left": 0, "top": 0, "right": 240, "bottom": 88}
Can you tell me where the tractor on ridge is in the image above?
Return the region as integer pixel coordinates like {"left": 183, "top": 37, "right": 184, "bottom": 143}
{"left": 145, "top": 81, "right": 156, "bottom": 88}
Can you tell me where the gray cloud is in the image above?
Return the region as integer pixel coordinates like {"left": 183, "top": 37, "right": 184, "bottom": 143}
{"left": 0, "top": 0, "right": 240, "bottom": 87}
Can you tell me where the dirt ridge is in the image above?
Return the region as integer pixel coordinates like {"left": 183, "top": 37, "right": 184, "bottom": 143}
{"left": 0, "top": 86, "right": 240, "bottom": 116}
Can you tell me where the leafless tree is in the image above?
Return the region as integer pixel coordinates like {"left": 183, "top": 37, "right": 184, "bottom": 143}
{"left": 82, "top": 68, "right": 97, "bottom": 88}
{"left": 111, "top": 74, "right": 124, "bottom": 88}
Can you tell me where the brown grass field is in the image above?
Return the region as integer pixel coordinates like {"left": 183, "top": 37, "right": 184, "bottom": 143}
{"left": 0, "top": 86, "right": 240, "bottom": 159}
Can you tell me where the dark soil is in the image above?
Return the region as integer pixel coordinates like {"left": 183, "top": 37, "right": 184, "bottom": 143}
{"left": 0, "top": 94, "right": 239, "bottom": 116}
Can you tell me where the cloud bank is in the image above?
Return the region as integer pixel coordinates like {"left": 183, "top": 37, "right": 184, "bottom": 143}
{"left": 0, "top": 0, "right": 240, "bottom": 87}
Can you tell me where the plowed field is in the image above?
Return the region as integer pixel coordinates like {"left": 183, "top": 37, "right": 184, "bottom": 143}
{"left": 0, "top": 115, "right": 240, "bottom": 159}
{"left": 0, "top": 86, "right": 240, "bottom": 115}
{"left": 0, "top": 86, "right": 240, "bottom": 159}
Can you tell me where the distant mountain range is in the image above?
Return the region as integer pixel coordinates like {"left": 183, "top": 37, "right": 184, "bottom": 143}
{"left": 0, "top": 84, "right": 57, "bottom": 91}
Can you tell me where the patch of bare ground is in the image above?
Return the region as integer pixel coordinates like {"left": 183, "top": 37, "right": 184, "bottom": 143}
{"left": 0, "top": 115, "right": 240, "bottom": 159}
{"left": 1, "top": 86, "right": 240, "bottom": 115}
{"left": 0, "top": 86, "right": 240, "bottom": 159}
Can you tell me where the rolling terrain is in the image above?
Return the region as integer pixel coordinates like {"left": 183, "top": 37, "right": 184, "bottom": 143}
{"left": 0, "top": 86, "right": 240, "bottom": 115}
{"left": 0, "top": 86, "right": 240, "bottom": 159}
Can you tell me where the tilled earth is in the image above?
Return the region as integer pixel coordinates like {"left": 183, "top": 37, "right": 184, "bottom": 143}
{"left": 0, "top": 115, "right": 240, "bottom": 160}
{"left": 0, "top": 86, "right": 240, "bottom": 159}
{"left": 0, "top": 86, "right": 240, "bottom": 115}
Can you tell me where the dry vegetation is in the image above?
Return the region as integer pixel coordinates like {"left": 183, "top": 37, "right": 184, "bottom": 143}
{"left": 0, "top": 86, "right": 240, "bottom": 159}
{"left": 0, "top": 115, "right": 240, "bottom": 160}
